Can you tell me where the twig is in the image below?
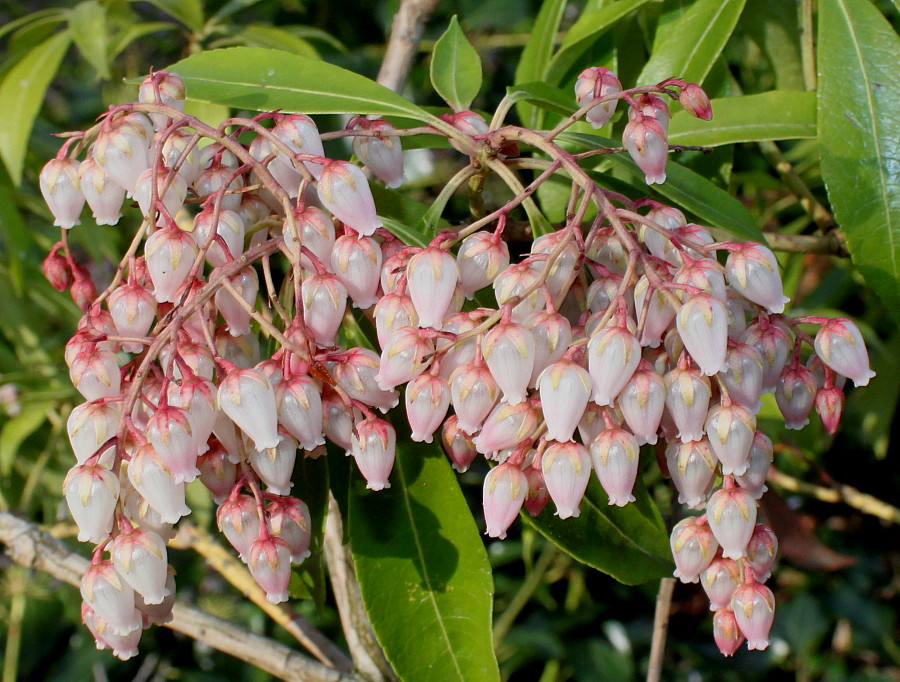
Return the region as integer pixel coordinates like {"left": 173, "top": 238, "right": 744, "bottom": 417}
{"left": 0, "top": 511, "right": 358, "bottom": 682}
{"left": 763, "top": 231, "right": 848, "bottom": 258}
{"left": 757, "top": 140, "right": 834, "bottom": 231}
{"left": 492, "top": 543, "right": 558, "bottom": 647}
{"left": 377, "top": 0, "right": 441, "bottom": 93}
{"left": 646, "top": 577, "right": 675, "bottom": 682}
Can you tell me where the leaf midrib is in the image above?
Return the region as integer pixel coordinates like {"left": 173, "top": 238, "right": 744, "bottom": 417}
{"left": 680, "top": 0, "right": 741, "bottom": 84}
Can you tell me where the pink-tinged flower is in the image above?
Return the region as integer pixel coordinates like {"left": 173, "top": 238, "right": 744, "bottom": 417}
{"left": 814, "top": 384, "right": 845, "bottom": 435}
{"left": 449, "top": 361, "right": 500, "bottom": 435}
{"left": 541, "top": 441, "right": 591, "bottom": 519}
{"left": 134, "top": 167, "right": 187, "bottom": 225}
{"left": 665, "top": 439, "right": 717, "bottom": 509}
{"left": 218, "top": 367, "right": 282, "bottom": 451}
{"left": 617, "top": 363, "right": 666, "bottom": 445}
{"left": 192, "top": 207, "right": 246, "bottom": 267}
{"left": 587, "top": 324, "right": 641, "bottom": 406}
{"left": 111, "top": 527, "right": 170, "bottom": 605}
{"left": 380, "top": 246, "right": 419, "bottom": 294}
{"left": 267, "top": 496, "right": 312, "bottom": 564}
{"left": 217, "top": 494, "right": 261, "bottom": 561}
{"left": 93, "top": 122, "right": 151, "bottom": 197}
{"left": 731, "top": 581, "right": 775, "bottom": 650}
{"left": 317, "top": 161, "right": 382, "bottom": 236}
{"left": 473, "top": 400, "right": 539, "bottom": 457}
{"left": 283, "top": 206, "right": 335, "bottom": 271}
{"left": 108, "top": 281, "right": 157, "bottom": 353}
{"left": 215, "top": 268, "right": 259, "bottom": 337}
{"left": 79, "top": 156, "right": 125, "bottom": 226}
{"left": 492, "top": 262, "right": 544, "bottom": 323}
{"left": 273, "top": 113, "right": 326, "bottom": 179}
{"left": 577, "top": 402, "right": 605, "bottom": 445}
{"left": 674, "top": 257, "right": 727, "bottom": 302}
{"left": 138, "top": 70, "right": 185, "bottom": 129}
{"left": 586, "top": 276, "right": 621, "bottom": 314}
{"left": 351, "top": 119, "right": 405, "bottom": 188}
{"left": 128, "top": 443, "right": 191, "bottom": 524}
{"left": 81, "top": 561, "right": 142, "bottom": 636}
{"left": 629, "top": 93, "right": 671, "bottom": 132}
{"left": 707, "top": 487, "right": 758, "bottom": 560}
{"left": 742, "top": 321, "right": 792, "bottom": 393}
{"left": 725, "top": 242, "right": 789, "bottom": 313}
{"left": 67, "top": 400, "right": 121, "bottom": 464}
{"left": 64, "top": 462, "right": 119, "bottom": 543}
{"left": 146, "top": 405, "right": 200, "bottom": 484}
{"left": 69, "top": 344, "right": 122, "bottom": 401}
{"left": 276, "top": 375, "right": 325, "bottom": 451}
{"left": 250, "top": 434, "right": 298, "bottom": 496}
{"left": 194, "top": 163, "right": 244, "bottom": 211}
{"left": 676, "top": 293, "right": 729, "bottom": 376}
{"left": 530, "top": 231, "right": 580, "bottom": 303}
{"left": 704, "top": 403, "right": 756, "bottom": 476}
{"left": 144, "top": 227, "right": 198, "bottom": 304}
{"left": 523, "top": 467, "right": 550, "bottom": 517}
{"left": 641, "top": 204, "right": 685, "bottom": 260}
{"left": 814, "top": 318, "right": 876, "bottom": 387}
{"left": 405, "top": 373, "right": 450, "bottom": 443}
{"left": 167, "top": 375, "right": 217, "bottom": 445}
{"left": 775, "top": 364, "right": 816, "bottom": 429}
{"left": 586, "top": 226, "right": 628, "bottom": 273}
{"left": 590, "top": 426, "right": 639, "bottom": 506}
{"left": 734, "top": 431, "right": 773, "bottom": 499}
{"left": 633, "top": 276, "right": 677, "bottom": 348}
{"left": 746, "top": 524, "right": 778, "bottom": 582}
{"left": 670, "top": 516, "right": 719, "bottom": 583}
{"left": 350, "top": 417, "right": 396, "bottom": 491}
{"left": 197, "top": 441, "right": 238, "bottom": 504}
{"left": 574, "top": 66, "right": 622, "bottom": 128}
{"left": 330, "top": 234, "right": 383, "bottom": 309}
{"left": 248, "top": 536, "right": 292, "bottom": 604}
{"left": 623, "top": 115, "right": 668, "bottom": 185}
{"left": 83, "top": 600, "right": 143, "bottom": 659}
{"left": 679, "top": 82, "right": 713, "bottom": 120}
{"left": 435, "top": 312, "right": 480, "bottom": 379}
{"left": 720, "top": 343, "right": 765, "bottom": 412}
{"left": 135, "top": 566, "right": 176, "bottom": 625}
{"left": 43, "top": 248, "right": 72, "bottom": 291}
{"left": 482, "top": 322, "right": 537, "bottom": 405}
{"left": 441, "top": 415, "right": 479, "bottom": 472}
{"left": 713, "top": 608, "right": 745, "bottom": 657}
{"left": 330, "top": 348, "right": 400, "bottom": 413}
{"left": 483, "top": 462, "right": 527, "bottom": 539}
{"left": 457, "top": 231, "right": 510, "bottom": 298}
{"left": 321, "top": 392, "right": 355, "bottom": 450}
{"left": 376, "top": 326, "right": 433, "bottom": 391}
{"left": 406, "top": 246, "right": 460, "bottom": 328}
{"left": 726, "top": 290, "right": 751, "bottom": 340}
{"left": 527, "top": 310, "right": 573, "bottom": 385}
{"left": 701, "top": 555, "right": 742, "bottom": 611}
{"left": 302, "top": 272, "right": 348, "bottom": 346}
{"left": 157, "top": 129, "right": 200, "bottom": 185}
{"left": 374, "top": 291, "right": 419, "bottom": 348}
{"left": 538, "top": 360, "right": 592, "bottom": 443}
{"left": 664, "top": 366, "right": 712, "bottom": 442}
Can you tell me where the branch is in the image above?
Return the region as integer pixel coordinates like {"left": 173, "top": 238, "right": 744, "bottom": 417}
{"left": 377, "top": 0, "right": 440, "bottom": 92}
{"left": 646, "top": 577, "right": 675, "bottom": 682}
{"left": 767, "top": 469, "right": 900, "bottom": 525}
{"left": 763, "top": 231, "right": 849, "bottom": 258}
{"left": 0, "top": 511, "right": 360, "bottom": 682}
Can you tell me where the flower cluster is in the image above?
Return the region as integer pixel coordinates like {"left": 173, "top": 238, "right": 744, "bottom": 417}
{"left": 43, "top": 68, "right": 873, "bottom": 660}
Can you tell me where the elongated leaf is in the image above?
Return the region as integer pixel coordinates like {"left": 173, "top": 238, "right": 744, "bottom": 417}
{"left": 559, "top": 132, "right": 764, "bottom": 241}
{"left": 110, "top": 21, "right": 176, "bottom": 60}
{"left": 638, "top": 0, "right": 746, "bottom": 86}
{"left": 524, "top": 474, "right": 670, "bottom": 585}
{"left": 0, "top": 402, "right": 51, "bottom": 476}
{"left": 142, "top": 0, "right": 204, "bottom": 31}
{"left": 504, "top": 81, "right": 575, "bottom": 117}
{"left": 431, "top": 16, "right": 482, "bottom": 112}
{"left": 69, "top": 1, "right": 109, "bottom": 79}
{"left": 349, "top": 440, "right": 499, "bottom": 682}
{"left": 0, "top": 31, "right": 71, "bottom": 186}
{"left": 668, "top": 91, "right": 817, "bottom": 146}
{"left": 546, "top": 0, "right": 653, "bottom": 85}
{"left": 214, "top": 24, "right": 318, "bottom": 59}
{"left": 819, "top": 0, "right": 900, "bottom": 321}
{"left": 0, "top": 9, "right": 66, "bottom": 43}
{"left": 168, "top": 47, "right": 436, "bottom": 122}
{"left": 514, "top": 0, "right": 567, "bottom": 127}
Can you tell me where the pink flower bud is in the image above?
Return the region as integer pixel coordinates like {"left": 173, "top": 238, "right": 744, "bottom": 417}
{"left": 707, "top": 487, "right": 757, "bottom": 560}
{"left": 331, "top": 234, "right": 383, "bottom": 309}
{"left": 111, "top": 527, "right": 170, "bottom": 605}
{"left": 670, "top": 516, "right": 718, "bottom": 583}
{"left": 676, "top": 293, "right": 729, "bottom": 376}
{"left": 814, "top": 318, "right": 876, "bottom": 387}
{"left": 135, "top": 566, "right": 176, "bottom": 625}
{"left": 40, "top": 157, "right": 86, "bottom": 229}
{"left": 574, "top": 67, "right": 622, "bottom": 128}
{"left": 69, "top": 344, "right": 122, "bottom": 401}
{"left": 775, "top": 364, "right": 816, "bottom": 429}
{"left": 590, "top": 426, "right": 639, "bottom": 506}
{"left": 108, "top": 281, "right": 157, "bottom": 353}
{"left": 318, "top": 393, "right": 353, "bottom": 448}
{"left": 629, "top": 93, "right": 671, "bottom": 132}
{"left": 407, "top": 247, "right": 460, "bottom": 328}
{"left": 83, "top": 600, "right": 143, "bottom": 659}
{"left": 587, "top": 324, "right": 641, "bottom": 406}
{"left": 541, "top": 441, "right": 591, "bottom": 519}
{"left": 623, "top": 115, "right": 668, "bottom": 185}
{"left": 704, "top": 403, "right": 756, "bottom": 476}
{"left": 440, "top": 415, "right": 478, "bottom": 473}
{"left": 734, "top": 431, "right": 772, "bottom": 499}
{"left": 134, "top": 167, "right": 187, "bottom": 225}
{"left": 157, "top": 129, "right": 200, "bottom": 185}
{"left": 192, "top": 207, "right": 246, "bottom": 267}
{"left": 633, "top": 276, "right": 677, "bottom": 348}
{"left": 352, "top": 119, "right": 405, "bottom": 188}
{"left": 725, "top": 242, "right": 789, "bottom": 313}
{"left": 617, "top": 364, "right": 666, "bottom": 445}
{"left": 250, "top": 434, "right": 298, "bottom": 496}
{"left": 527, "top": 310, "right": 573, "bottom": 385}
{"left": 67, "top": 400, "right": 121, "bottom": 464}
{"left": 350, "top": 417, "right": 396, "bottom": 491}
{"left": 523, "top": 467, "right": 550, "bottom": 517}
{"left": 317, "top": 161, "right": 382, "bottom": 236}
{"left": 248, "top": 536, "right": 293, "bottom": 604}
{"left": 64, "top": 462, "right": 119, "bottom": 543}
{"left": 267, "top": 496, "right": 312, "bottom": 564}
{"left": 456, "top": 231, "right": 510, "bottom": 298}
{"left": 197, "top": 441, "right": 238, "bottom": 504}
{"left": 701, "top": 555, "right": 742, "bottom": 610}
{"left": 273, "top": 113, "right": 326, "bottom": 179}
{"left": 746, "top": 524, "right": 778, "bottom": 582}
{"left": 720, "top": 343, "right": 765, "bottom": 412}
{"left": 43, "top": 248, "right": 72, "bottom": 291}
{"left": 302, "top": 272, "right": 349, "bottom": 346}
{"left": 674, "top": 257, "right": 727, "bottom": 303}
{"left": 79, "top": 156, "right": 125, "bottom": 225}
{"left": 665, "top": 439, "right": 717, "bottom": 509}
{"left": 731, "top": 581, "right": 775, "bottom": 650}
{"left": 664, "top": 366, "right": 712, "bottom": 442}
{"left": 138, "top": 71, "right": 186, "bottom": 129}
{"left": 93, "top": 122, "right": 151, "bottom": 197}
{"left": 405, "top": 373, "right": 450, "bottom": 443}
{"left": 276, "top": 375, "right": 325, "bottom": 451}
{"left": 483, "top": 462, "right": 527, "bottom": 539}
{"left": 81, "top": 561, "right": 142, "bottom": 636}
{"left": 283, "top": 206, "right": 335, "bottom": 270}
{"left": 742, "top": 321, "right": 792, "bottom": 393}
{"left": 376, "top": 326, "right": 433, "bottom": 391}
{"left": 330, "top": 348, "right": 399, "bottom": 413}
{"left": 194, "top": 163, "right": 244, "bottom": 211}
{"left": 713, "top": 608, "right": 745, "bottom": 657}
{"left": 679, "top": 83, "right": 713, "bottom": 120}
{"left": 473, "top": 400, "right": 539, "bottom": 457}
{"left": 215, "top": 268, "right": 259, "bottom": 337}
{"left": 218, "top": 367, "right": 282, "bottom": 451}
{"left": 128, "top": 443, "right": 191, "bottom": 524}
{"left": 493, "top": 262, "right": 544, "bottom": 323}
{"left": 814, "top": 384, "right": 844, "bottom": 435}
{"left": 144, "top": 227, "right": 198, "bottom": 303}
{"left": 447, "top": 361, "right": 498, "bottom": 435}
{"left": 146, "top": 405, "right": 200, "bottom": 484}
{"left": 217, "top": 494, "right": 261, "bottom": 561}
{"left": 374, "top": 290, "right": 419, "bottom": 348}
{"left": 483, "top": 322, "right": 537, "bottom": 405}
{"left": 531, "top": 231, "right": 580, "bottom": 303}
{"left": 435, "top": 312, "right": 480, "bottom": 379}
{"left": 538, "top": 360, "right": 592, "bottom": 443}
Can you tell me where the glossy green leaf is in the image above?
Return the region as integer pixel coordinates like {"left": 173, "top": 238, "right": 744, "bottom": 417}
{"left": 514, "top": 0, "right": 566, "bottom": 127}
{"left": 0, "top": 31, "right": 71, "bottom": 186}
{"left": 819, "top": 0, "right": 900, "bottom": 321}
{"left": 0, "top": 402, "right": 51, "bottom": 476}
{"left": 668, "top": 91, "right": 817, "bottom": 147}
{"left": 69, "top": 1, "right": 109, "bottom": 79}
{"left": 523, "top": 474, "right": 671, "bottom": 585}
{"left": 349, "top": 440, "right": 499, "bottom": 682}
{"left": 546, "top": 0, "right": 653, "bottom": 85}
{"left": 168, "top": 47, "right": 436, "bottom": 122}
{"left": 559, "top": 132, "right": 765, "bottom": 241}
{"left": 431, "top": 16, "right": 482, "bottom": 112}
{"left": 141, "top": 0, "right": 204, "bottom": 31}
{"left": 637, "top": 0, "right": 746, "bottom": 86}
{"left": 214, "top": 24, "right": 318, "bottom": 59}
{"left": 504, "top": 81, "right": 575, "bottom": 118}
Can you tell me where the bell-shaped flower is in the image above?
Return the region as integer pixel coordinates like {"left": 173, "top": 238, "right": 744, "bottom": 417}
{"left": 215, "top": 268, "right": 258, "bottom": 337}
{"left": 440, "top": 415, "right": 478, "bottom": 473}
{"left": 742, "top": 321, "right": 792, "bottom": 393}
{"left": 40, "top": 157, "right": 86, "bottom": 230}
{"left": 69, "top": 345, "right": 121, "bottom": 401}
{"left": 374, "top": 291, "right": 418, "bottom": 349}
{"left": 623, "top": 114, "right": 668, "bottom": 185}
{"left": 301, "top": 272, "right": 348, "bottom": 346}
{"left": 317, "top": 160, "right": 382, "bottom": 236}
{"left": 587, "top": 324, "right": 641, "bottom": 406}
{"left": 83, "top": 600, "right": 143, "bottom": 659}
{"left": 704, "top": 403, "right": 756, "bottom": 476}
{"left": 111, "top": 527, "right": 170, "bottom": 605}
{"left": 746, "top": 524, "right": 778, "bottom": 582}
{"left": 814, "top": 384, "right": 845, "bottom": 435}
{"left": 483, "top": 462, "right": 527, "bottom": 539}
{"left": 664, "top": 366, "right": 711, "bottom": 442}
{"left": 157, "top": 128, "right": 200, "bottom": 185}
{"left": 731, "top": 581, "right": 775, "bottom": 650}
{"left": 775, "top": 364, "right": 816, "bottom": 429}
{"left": 273, "top": 113, "right": 326, "bottom": 179}
{"left": 720, "top": 343, "right": 765, "bottom": 412}
{"left": 405, "top": 373, "right": 450, "bottom": 443}
{"left": 407, "top": 246, "right": 460, "bottom": 329}
{"left": 135, "top": 565, "right": 176, "bottom": 625}
{"left": 217, "top": 494, "right": 261, "bottom": 561}
{"left": 814, "top": 317, "right": 875, "bottom": 387}
{"left": 247, "top": 536, "right": 292, "bottom": 604}
{"left": 250, "top": 434, "right": 297, "bottom": 496}
{"left": 674, "top": 258, "right": 727, "bottom": 303}
{"left": 665, "top": 439, "right": 717, "bottom": 509}
{"left": 530, "top": 231, "right": 580, "bottom": 303}
{"left": 590, "top": 426, "right": 639, "bottom": 506}
{"left": 218, "top": 367, "right": 282, "bottom": 451}
{"left": 192, "top": 207, "right": 245, "bottom": 267}
{"left": 734, "top": 431, "right": 773, "bottom": 499}
{"left": 523, "top": 467, "right": 550, "bottom": 517}
{"left": 138, "top": 70, "right": 185, "bottom": 129}
{"left": 726, "top": 242, "right": 789, "bottom": 313}
{"left": 376, "top": 326, "right": 433, "bottom": 391}
{"left": 283, "top": 206, "right": 335, "bottom": 270}
{"left": 483, "top": 322, "right": 536, "bottom": 405}
{"left": 267, "top": 496, "right": 312, "bottom": 564}
{"left": 450, "top": 361, "right": 500, "bottom": 435}
{"left": 707, "top": 487, "right": 758, "bottom": 560}
{"left": 538, "top": 359, "right": 592, "bottom": 442}
{"left": 146, "top": 405, "right": 200, "bottom": 483}
{"left": 276, "top": 375, "right": 325, "bottom": 451}
{"left": 329, "top": 348, "right": 399, "bottom": 413}
{"left": 134, "top": 167, "right": 187, "bottom": 225}
{"left": 629, "top": 92, "right": 671, "bottom": 132}
{"left": 473, "top": 400, "right": 539, "bottom": 457}
{"left": 67, "top": 400, "right": 121, "bottom": 464}
{"left": 93, "top": 122, "right": 151, "bottom": 197}
{"left": 541, "top": 441, "right": 591, "bottom": 519}
{"left": 108, "top": 281, "right": 157, "bottom": 353}
{"left": 351, "top": 119, "right": 405, "bottom": 188}
{"left": 144, "top": 227, "right": 198, "bottom": 303}
{"left": 194, "top": 163, "right": 244, "bottom": 211}
{"left": 633, "top": 276, "right": 676, "bottom": 348}
{"left": 456, "top": 231, "right": 510, "bottom": 298}
{"left": 527, "top": 310, "right": 573, "bottom": 386}
{"left": 617, "top": 363, "right": 666, "bottom": 445}
{"left": 669, "top": 515, "right": 719, "bottom": 583}
{"left": 713, "top": 608, "right": 745, "bottom": 657}
{"left": 79, "top": 156, "right": 125, "bottom": 226}
{"left": 574, "top": 66, "right": 622, "bottom": 128}
{"left": 128, "top": 444, "right": 191, "bottom": 524}
{"left": 701, "top": 555, "right": 742, "bottom": 611}
{"left": 64, "top": 462, "right": 119, "bottom": 543}
{"left": 350, "top": 417, "right": 396, "bottom": 491}
{"left": 331, "top": 234, "right": 383, "bottom": 309}
{"left": 676, "top": 292, "right": 728, "bottom": 376}
{"left": 493, "top": 262, "right": 544, "bottom": 323}
{"left": 81, "top": 561, "right": 142, "bottom": 636}
{"left": 197, "top": 441, "right": 238, "bottom": 504}
{"left": 167, "top": 375, "right": 217, "bottom": 450}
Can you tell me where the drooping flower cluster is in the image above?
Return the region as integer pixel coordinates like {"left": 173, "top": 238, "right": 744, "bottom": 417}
{"left": 44, "top": 68, "right": 873, "bottom": 661}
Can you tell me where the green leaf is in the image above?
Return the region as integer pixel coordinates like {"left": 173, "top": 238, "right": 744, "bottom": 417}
{"left": 819, "top": 0, "right": 900, "bottom": 322}
{"left": 514, "top": 0, "right": 567, "bottom": 127}
{"left": 637, "top": 0, "right": 746, "bottom": 86}
{"left": 430, "top": 16, "right": 482, "bottom": 112}
{"left": 168, "top": 47, "right": 436, "bottom": 122}
{"left": 0, "top": 9, "right": 66, "bottom": 43}
{"left": 0, "top": 172, "right": 31, "bottom": 294}
{"left": 504, "top": 81, "right": 575, "bottom": 118}
{"left": 523, "top": 473, "right": 671, "bottom": 585}
{"left": 69, "top": 1, "right": 109, "bottom": 79}
{"left": 546, "top": 0, "right": 653, "bottom": 85}
{"left": 349, "top": 440, "right": 499, "bottom": 682}
{"left": 0, "top": 402, "right": 51, "bottom": 476}
{"left": 110, "top": 21, "right": 177, "bottom": 60}
{"left": 141, "top": 0, "right": 204, "bottom": 31}
{"left": 0, "top": 31, "right": 71, "bottom": 186}
{"left": 211, "top": 0, "right": 265, "bottom": 22}
{"left": 559, "top": 132, "right": 765, "bottom": 241}
{"left": 212, "top": 24, "right": 319, "bottom": 59}
{"left": 668, "top": 91, "right": 817, "bottom": 147}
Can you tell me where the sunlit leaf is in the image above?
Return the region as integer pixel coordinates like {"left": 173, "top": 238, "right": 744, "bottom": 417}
{"left": 514, "top": 0, "right": 566, "bottom": 127}
{"left": 69, "top": 1, "right": 109, "bottom": 79}
{"left": 431, "top": 16, "right": 482, "bottom": 112}
{"left": 141, "top": 0, "right": 204, "bottom": 32}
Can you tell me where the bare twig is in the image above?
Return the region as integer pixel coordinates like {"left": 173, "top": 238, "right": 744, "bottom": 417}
{"left": 763, "top": 231, "right": 848, "bottom": 257}
{"left": 377, "top": 0, "right": 441, "bottom": 93}
{"left": 646, "top": 577, "right": 676, "bottom": 682}
{"left": 0, "top": 511, "right": 358, "bottom": 682}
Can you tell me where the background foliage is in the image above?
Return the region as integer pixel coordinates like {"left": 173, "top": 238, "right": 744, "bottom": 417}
{"left": 0, "top": 0, "right": 898, "bottom": 680}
